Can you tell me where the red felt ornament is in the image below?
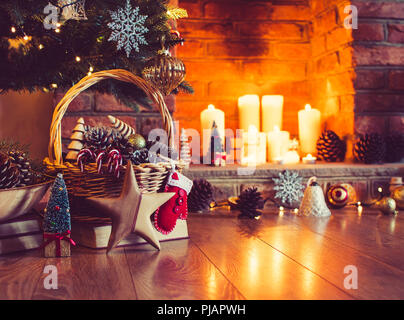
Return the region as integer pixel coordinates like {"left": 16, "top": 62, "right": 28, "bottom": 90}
{"left": 154, "top": 168, "right": 193, "bottom": 235}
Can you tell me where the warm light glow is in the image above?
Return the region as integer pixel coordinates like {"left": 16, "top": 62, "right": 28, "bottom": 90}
{"left": 208, "top": 104, "right": 215, "bottom": 110}
{"left": 305, "top": 104, "right": 312, "bottom": 111}
{"left": 87, "top": 72, "right": 92, "bottom": 76}
{"left": 357, "top": 205, "right": 363, "bottom": 216}
{"left": 378, "top": 187, "right": 383, "bottom": 193}
{"left": 38, "top": 44, "right": 44, "bottom": 50}
{"left": 75, "top": 56, "right": 81, "bottom": 62}
{"left": 273, "top": 125, "right": 280, "bottom": 133}
{"left": 55, "top": 28, "right": 61, "bottom": 33}
{"left": 294, "top": 208, "right": 299, "bottom": 214}
{"left": 56, "top": 23, "right": 61, "bottom": 27}
{"left": 51, "top": 83, "right": 58, "bottom": 88}
{"left": 11, "top": 27, "right": 16, "bottom": 33}
{"left": 23, "top": 35, "right": 29, "bottom": 41}
{"left": 303, "top": 153, "right": 317, "bottom": 164}
{"left": 89, "top": 66, "right": 94, "bottom": 72}
{"left": 248, "top": 124, "right": 258, "bottom": 134}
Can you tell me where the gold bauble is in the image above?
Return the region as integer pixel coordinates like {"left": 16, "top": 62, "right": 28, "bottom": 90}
{"left": 326, "top": 183, "right": 356, "bottom": 208}
{"left": 128, "top": 134, "right": 146, "bottom": 150}
{"left": 376, "top": 197, "right": 397, "bottom": 215}
{"left": 142, "top": 51, "right": 186, "bottom": 96}
{"left": 392, "top": 186, "right": 404, "bottom": 210}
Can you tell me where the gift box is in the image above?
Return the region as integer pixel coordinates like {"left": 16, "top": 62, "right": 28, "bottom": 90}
{"left": 43, "top": 231, "right": 74, "bottom": 257}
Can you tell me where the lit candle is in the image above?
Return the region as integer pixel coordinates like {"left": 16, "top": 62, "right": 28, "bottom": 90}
{"left": 201, "top": 104, "right": 225, "bottom": 156}
{"left": 283, "top": 150, "right": 300, "bottom": 164}
{"left": 298, "top": 104, "right": 321, "bottom": 155}
{"left": 302, "top": 154, "right": 317, "bottom": 164}
{"left": 267, "top": 125, "right": 290, "bottom": 162}
{"left": 238, "top": 95, "right": 260, "bottom": 132}
{"left": 242, "top": 125, "right": 267, "bottom": 165}
{"left": 262, "top": 95, "right": 284, "bottom": 132}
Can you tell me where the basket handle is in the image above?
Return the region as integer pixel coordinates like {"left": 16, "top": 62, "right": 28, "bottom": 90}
{"left": 48, "top": 69, "right": 175, "bottom": 165}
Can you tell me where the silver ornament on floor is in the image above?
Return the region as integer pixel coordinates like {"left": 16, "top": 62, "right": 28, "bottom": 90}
{"left": 299, "top": 177, "right": 331, "bottom": 217}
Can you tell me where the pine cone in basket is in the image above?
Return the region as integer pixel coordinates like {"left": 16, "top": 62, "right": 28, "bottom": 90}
{"left": 353, "top": 133, "right": 386, "bottom": 164}
{"left": 8, "top": 151, "right": 33, "bottom": 187}
{"left": 147, "top": 140, "right": 178, "bottom": 163}
{"left": 0, "top": 152, "right": 21, "bottom": 189}
{"left": 235, "top": 187, "right": 264, "bottom": 219}
{"left": 188, "top": 179, "right": 215, "bottom": 212}
{"left": 317, "top": 130, "right": 346, "bottom": 162}
{"left": 385, "top": 134, "right": 404, "bottom": 163}
{"left": 84, "top": 126, "right": 117, "bottom": 150}
{"left": 130, "top": 148, "right": 149, "bottom": 165}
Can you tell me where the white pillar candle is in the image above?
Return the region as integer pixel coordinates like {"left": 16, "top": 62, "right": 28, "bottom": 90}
{"left": 238, "top": 95, "right": 260, "bottom": 132}
{"left": 267, "top": 125, "right": 290, "bottom": 162}
{"left": 242, "top": 125, "right": 267, "bottom": 165}
{"left": 200, "top": 104, "right": 225, "bottom": 156}
{"left": 262, "top": 95, "right": 284, "bottom": 132}
{"left": 298, "top": 104, "right": 321, "bottom": 155}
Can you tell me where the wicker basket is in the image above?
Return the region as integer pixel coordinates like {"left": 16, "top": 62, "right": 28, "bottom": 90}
{"left": 44, "top": 69, "right": 184, "bottom": 199}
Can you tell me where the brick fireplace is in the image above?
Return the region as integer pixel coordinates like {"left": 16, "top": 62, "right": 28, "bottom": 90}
{"left": 175, "top": 0, "right": 404, "bottom": 151}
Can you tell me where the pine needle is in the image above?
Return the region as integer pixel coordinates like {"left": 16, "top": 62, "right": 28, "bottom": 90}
{"left": 166, "top": 7, "right": 188, "bottom": 20}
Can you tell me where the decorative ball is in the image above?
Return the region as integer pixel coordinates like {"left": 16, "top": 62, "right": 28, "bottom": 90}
{"left": 392, "top": 186, "right": 404, "bottom": 210}
{"left": 376, "top": 197, "right": 397, "bottom": 215}
{"left": 128, "top": 134, "right": 146, "bottom": 150}
{"left": 142, "top": 51, "right": 186, "bottom": 96}
{"left": 326, "top": 183, "right": 356, "bottom": 208}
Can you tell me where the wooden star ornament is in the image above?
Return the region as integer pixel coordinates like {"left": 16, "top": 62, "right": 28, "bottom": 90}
{"left": 86, "top": 162, "right": 175, "bottom": 252}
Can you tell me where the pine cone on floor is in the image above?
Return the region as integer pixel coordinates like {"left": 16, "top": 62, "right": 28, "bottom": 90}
{"left": 84, "top": 126, "right": 117, "bottom": 150}
{"left": 188, "top": 179, "right": 214, "bottom": 212}
{"left": 354, "top": 133, "right": 386, "bottom": 164}
{"left": 385, "top": 134, "right": 404, "bottom": 163}
{"left": 147, "top": 140, "right": 178, "bottom": 163}
{"left": 0, "top": 152, "right": 21, "bottom": 189}
{"left": 130, "top": 148, "right": 149, "bottom": 165}
{"left": 317, "top": 130, "right": 346, "bottom": 162}
{"left": 8, "top": 151, "right": 33, "bottom": 187}
{"left": 235, "top": 187, "right": 264, "bottom": 219}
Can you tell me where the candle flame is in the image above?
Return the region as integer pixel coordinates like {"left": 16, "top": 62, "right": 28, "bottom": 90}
{"left": 273, "top": 125, "right": 280, "bottom": 132}
{"left": 305, "top": 104, "right": 312, "bottom": 111}
{"left": 248, "top": 125, "right": 258, "bottom": 133}
{"left": 208, "top": 104, "right": 215, "bottom": 110}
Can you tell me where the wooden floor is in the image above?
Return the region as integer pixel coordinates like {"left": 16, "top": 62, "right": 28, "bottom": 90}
{"left": 1, "top": 208, "right": 404, "bottom": 300}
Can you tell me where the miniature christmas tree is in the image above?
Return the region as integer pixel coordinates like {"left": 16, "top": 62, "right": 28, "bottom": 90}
{"left": 209, "top": 121, "right": 225, "bottom": 166}
{"left": 43, "top": 173, "right": 73, "bottom": 257}
{"left": 180, "top": 128, "right": 191, "bottom": 168}
{"left": 66, "top": 117, "right": 86, "bottom": 161}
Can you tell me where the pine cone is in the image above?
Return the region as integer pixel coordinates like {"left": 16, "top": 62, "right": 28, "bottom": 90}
{"left": 317, "top": 130, "right": 346, "bottom": 162}
{"left": 113, "top": 134, "right": 135, "bottom": 162}
{"left": 235, "top": 187, "right": 264, "bottom": 219}
{"left": 130, "top": 148, "right": 149, "bottom": 165}
{"left": 0, "top": 152, "right": 21, "bottom": 189}
{"left": 354, "top": 133, "right": 386, "bottom": 164}
{"left": 385, "top": 134, "right": 404, "bottom": 163}
{"left": 8, "top": 151, "right": 33, "bottom": 187}
{"left": 84, "top": 126, "right": 116, "bottom": 150}
{"left": 147, "top": 140, "right": 178, "bottom": 163}
{"left": 188, "top": 179, "right": 214, "bottom": 212}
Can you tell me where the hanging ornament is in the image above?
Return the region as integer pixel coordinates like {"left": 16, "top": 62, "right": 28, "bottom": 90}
{"left": 299, "top": 177, "right": 331, "bottom": 217}
{"left": 376, "top": 197, "right": 397, "bottom": 215}
{"left": 326, "top": 183, "right": 356, "bottom": 209}
{"left": 142, "top": 36, "right": 186, "bottom": 95}
{"left": 107, "top": 0, "right": 149, "bottom": 58}
{"left": 58, "top": 0, "right": 88, "bottom": 21}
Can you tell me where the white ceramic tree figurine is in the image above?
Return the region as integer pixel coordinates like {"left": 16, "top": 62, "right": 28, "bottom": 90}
{"left": 66, "top": 117, "right": 86, "bottom": 161}
{"left": 180, "top": 128, "right": 191, "bottom": 168}
{"left": 108, "top": 115, "right": 136, "bottom": 138}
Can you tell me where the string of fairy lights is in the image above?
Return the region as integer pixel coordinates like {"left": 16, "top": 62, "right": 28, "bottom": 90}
{"left": 9, "top": 22, "right": 96, "bottom": 92}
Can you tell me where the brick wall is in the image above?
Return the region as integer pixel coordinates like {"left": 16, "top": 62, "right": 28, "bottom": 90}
{"left": 176, "top": 0, "right": 312, "bottom": 137}
{"left": 309, "top": 0, "right": 355, "bottom": 139}
{"left": 352, "top": 0, "right": 404, "bottom": 136}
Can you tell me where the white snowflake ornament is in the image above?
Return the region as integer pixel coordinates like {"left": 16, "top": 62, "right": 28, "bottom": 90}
{"left": 108, "top": 0, "right": 149, "bottom": 58}
{"left": 273, "top": 170, "right": 305, "bottom": 206}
